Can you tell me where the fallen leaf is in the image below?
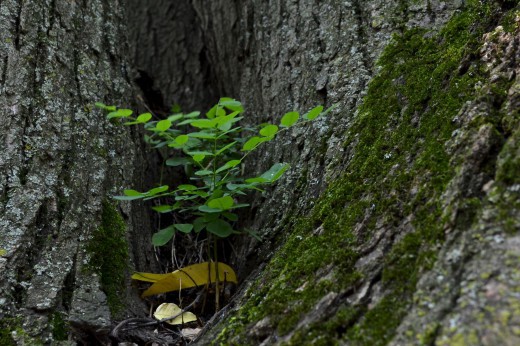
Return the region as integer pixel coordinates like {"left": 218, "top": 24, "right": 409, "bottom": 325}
{"left": 132, "top": 262, "right": 237, "bottom": 297}
{"left": 181, "top": 327, "right": 202, "bottom": 341}
{"left": 153, "top": 303, "right": 197, "bottom": 325}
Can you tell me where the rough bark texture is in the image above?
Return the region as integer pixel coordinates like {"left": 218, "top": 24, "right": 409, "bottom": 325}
{"left": 0, "top": 1, "right": 157, "bottom": 344}
{"left": 2, "top": 0, "right": 519, "bottom": 345}
{"left": 127, "top": 0, "right": 520, "bottom": 345}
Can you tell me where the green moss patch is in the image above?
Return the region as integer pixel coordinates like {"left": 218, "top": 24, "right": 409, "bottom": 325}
{"left": 0, "top": 318, "right": 18, "bottom": 346}
{"left": 86, "top": 200, "right": 128, "bottom": 315}
{"left": 216, "top": 1, "right": 517, "bottom": 345}
{"left": 51, "top": 311, "right": 68, "bottom": 341}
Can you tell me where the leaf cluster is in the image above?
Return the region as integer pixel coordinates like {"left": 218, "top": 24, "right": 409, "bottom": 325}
{"left": 97, "top": 98, "right": 329, "bottom": 246}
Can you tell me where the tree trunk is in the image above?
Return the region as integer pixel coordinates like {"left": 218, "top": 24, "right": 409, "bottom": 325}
{"left": 2, "top": 0, "right": 519, "bottom": 345}
{"left": 128, "top": 1, "right": 520, "bottom": 345}
{"left": 0, "top": 1, "right": 157, "bottom": 344}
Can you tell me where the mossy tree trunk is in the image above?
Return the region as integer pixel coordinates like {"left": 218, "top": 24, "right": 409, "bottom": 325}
{"left": 0, "top": 0, "right": 158, "bottom": 344}
{"left": 128, "top": 0, "right": 520, "bottom": 345}
{"left": 3, "top": 0, "right": 515, "bottom": 344}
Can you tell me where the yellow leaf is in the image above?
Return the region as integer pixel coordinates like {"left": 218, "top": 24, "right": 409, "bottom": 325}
{"left": 132, "top": 262, "right": 238, "bottom": 297}
{"left": 131, "top": 272, "right": 169, "bottom": 283}
{"left": 0, "top": 249, "right": 7, "bottom": 256}
{"left": 153, "top": 303, "right": 197, "bottom": 325}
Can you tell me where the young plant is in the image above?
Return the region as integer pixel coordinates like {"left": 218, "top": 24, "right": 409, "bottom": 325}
{"left": 97, "top": 98, "right": 329, "bottom": 246}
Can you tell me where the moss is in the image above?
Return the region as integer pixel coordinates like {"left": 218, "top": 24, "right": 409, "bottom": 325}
{"left": 86, "top": 200, "right": 128, "bottom": 315}
{"left": 0, "top": 319, "right": 17, "bottom": 346}
{"left": 215, "top": 1, "right": 518, "bottom": 344}
{"left": 0, "top": 317, "right": 43, "bottom": 346}
{"left": 51, "top": 312, "right": 68, "bottom": 341}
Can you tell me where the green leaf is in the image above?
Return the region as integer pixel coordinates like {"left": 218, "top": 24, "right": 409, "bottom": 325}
{"left": 322, "top": 104, "right": 337, "bottom": 116}
{"left": 171, "top": 104, "right": 182, "bottom": 113}
{"left": 206, "top": 105, "right": 218, "bottom": 119}
{"left": 177, "top": 184, "right": 198, "bottom": 191}
{"left": 188, "top": 151, "right": 214, "bottom": 156}
{"left": 261, "top": 163, "right": 289, "bottom": 182}
{"left": 216, "top": 107, "right": 226, "bottom": 117}
{"left": 152, "top": 205, "right": 177, "bottom": 213}
{"left": 184, "top": 111, "right": 201, "bottom": 118}
{"left": 175, "top": 135, "right": 189, "bottom": 145}
{"left": 113, "top": 189, "right": 145, "bottom": 200}
{"left": 113, "top": 195, "right": 145, "bottom": 201}
{"left": 242, "top": 136, "right": 272, "bottom": 151}
{"left": 245, "top": 163, "right": 289, "bottom": 184}
{"left": 216, "top": 141, "right": 237, "bottom": 155}
{"left": 191, "top": 119, "right": 217, "bottom": 128}
{"left": 96, "top": 102, "right": 117, "bottom": 112}
{"left": 244, "top": 177, "right": 269, "bottom": 184}
{"left": 230, "top": 203, "right": 250, "bottom": 209}
{"left": 146, "top": 185, "right": 169, "bottom": 196}
{"left": 215, "top": 111, "right": 240, "bottom": 131}
{"left": 174, "top": 224, "right": 193, "bottom": 234}
{"left": 177, "top": 119, "right": 194, "bottom": 126}
{"left": 124, "top": 112, "right": 153, "bottom": 125}
{"left": 304, "top": 106, "right": 324, "bottom": 120}
{"left": 219, "top": 98, "right": 244, "bottom": 112}
{"left": 124, "top": 189, "right": 143, "bottom": 196}
{"left": 206, "top": 219, "right": 233, "bottom": 237}
{"left": 280, "top": 111, "right": 299, "bottom": 127}
{"left": 216, "top": 160, "right": 241, "bottom": 173}
{"left": 137, "top": 113, "right": 153, "bottom": 122}
{"left": 193, "top": 217, "right": 206, "bottom": 232}
{"left": 198, "top": 205, "right": 222, "bottom": 213}
{"left": 168, "top": 114, "right": 183, "bottom": 122}
{"left": 242, "top": 136, "right": 262, "bottom": 151}
{"left": 259, "top": 124, "right": 279, "bottom": 137}
{"left": 107, "top": 109, "right": 133, "bottom": 119}
{"left": 190, "top": 190, "right": 209, "bottom": 197}
{"left": 208, "top": 195, "right": 234, "bottom": 210}
{"left": 244, "top": 228, "right": 262, "bottom": 241}
{"left": 223, "top": 212, "right": 238, "bottom": 221}
{"left": 195, "top": 170, "right": 212, "bottom": 176}
{"left": 156, "top": 119, "right": 172, "bottom": 131}
{"left": 152, "top": 226, "right": 175, "bottom": 246}
{"left": 166, "top": 157, "right": 191, "bottom": 166}
{"left": 192, "top": 154, "right": 205, "bottom": 162}
{"left": 188, "top": 132, "right": 218, "bottom": 139}
{"left": 226, "top": 182, "right": 264, "bottom": 192}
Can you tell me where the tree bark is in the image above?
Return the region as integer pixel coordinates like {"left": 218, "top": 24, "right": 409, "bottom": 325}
{"left": 2, "top": 0, "right": 519, "bottom": 345}
{"left": 127, "top": 1, "right": 520, "bottom": 345}
{"left": 0, "top": 0, "right": 157, "bottom": 344}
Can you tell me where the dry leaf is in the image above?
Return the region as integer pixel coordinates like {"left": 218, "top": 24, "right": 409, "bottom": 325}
{"left": 132, "top": 262, "right": 237, "bottom": 297}
{"left": 153, "top": 303, "right": 197, "bottom": 325}
{"left": 181, "top": 327, "right": 202, "bottom": 341}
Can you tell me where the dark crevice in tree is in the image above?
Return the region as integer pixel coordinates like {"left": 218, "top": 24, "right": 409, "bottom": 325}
{"left": 352, "top": 0, "right": 374, "bottom": 78}
{"left": 317, "top": 86, "right": 328, "bottom": 106}
{"left": 47, "top": 0, "right": 57, "bottom": 36}
{"left": 1, "top": 56, "right": 8, "bottom": 86}
{"left": 14, "top": 1, "right": 23, "bottom": 50}
{"left": 72, "top": 52, "right": 83, "bottom": 103}
{"left": 134, "top": 70, "right": 167, "bottom": 115}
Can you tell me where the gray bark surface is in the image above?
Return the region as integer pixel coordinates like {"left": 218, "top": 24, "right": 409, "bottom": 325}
{"left": 0, "top": 0, "right": 156, "bottom": 344}
{"left": 1, "top": 0, "right": 518, "bottom": 345}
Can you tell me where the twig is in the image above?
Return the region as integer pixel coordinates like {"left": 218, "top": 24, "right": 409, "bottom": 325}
{"left": 110, "top": 299, "right": 199, "bottom": 339}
